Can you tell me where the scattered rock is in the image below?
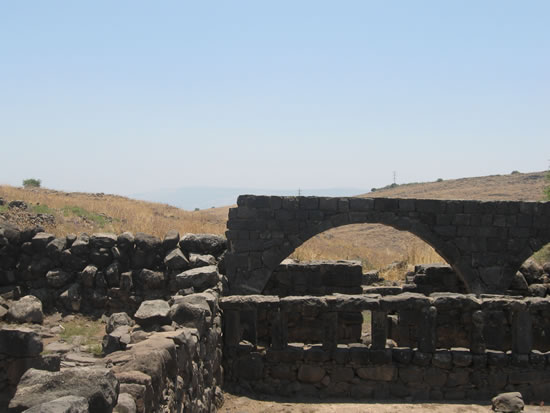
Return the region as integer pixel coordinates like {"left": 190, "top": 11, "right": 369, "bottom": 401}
{"left": 8, "top": 367, "right": 119, "bottom": 413}
{"left": 106, "top": 312, "right": 133, "bottom": 334}
{"left": 189, "top": 253, "right": 217, "bottom": 268}
{"left": 8, "top": 295, "right": 44, "bottom": 324}
{"left": 8, "top": 200, "right": 28, "bottom": 210}
{"left": 492, "top": 391, "right": 524, "bottom": 412}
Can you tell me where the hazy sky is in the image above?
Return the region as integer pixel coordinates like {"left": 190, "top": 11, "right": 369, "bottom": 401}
{"left": 1, "top": 1, "right": 549, "bottom": 196}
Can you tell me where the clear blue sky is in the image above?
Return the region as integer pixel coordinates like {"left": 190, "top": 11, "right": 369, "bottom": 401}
{"left": 1, "top": 1, "right": 549, "bottom": 195}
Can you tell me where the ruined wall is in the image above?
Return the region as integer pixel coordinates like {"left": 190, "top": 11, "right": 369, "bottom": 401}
{"left": 221, "top": 294, "right": 550, "bottom": 403}
{"left": 0, "top": 222, "right": 227, "bottom": 412}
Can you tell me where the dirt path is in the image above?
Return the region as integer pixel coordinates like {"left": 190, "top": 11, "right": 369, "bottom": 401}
{"left": 220, "top": 392, "right": 549, "bottom": 413}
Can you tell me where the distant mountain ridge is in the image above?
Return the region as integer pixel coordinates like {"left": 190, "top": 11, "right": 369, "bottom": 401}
{"left": 131, "top": 186, "right": 368, "bottom": 210}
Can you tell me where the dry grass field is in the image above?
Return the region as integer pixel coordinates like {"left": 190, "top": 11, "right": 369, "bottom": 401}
{"left": 1, "top": 171, "right": 549, "bottom": 279}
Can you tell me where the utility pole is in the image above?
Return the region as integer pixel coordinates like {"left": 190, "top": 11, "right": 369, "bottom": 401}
{"left": 298, "top": 188, "right": 302, "bottom": 196}
{"left": 393, "top": 171, "right": 397, "bottom": 185}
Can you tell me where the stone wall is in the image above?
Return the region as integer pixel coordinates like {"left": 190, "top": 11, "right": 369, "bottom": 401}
{"left": 221, "top": 294, "right": 550, "bottom": 402}
{"left": 0, "top": 222, "right": 227, "bottom": 412}
{"left": 264, "top": 260, "right": 363, "bottom": 296}
{"left": 225, "top": 195, "right": 550, "bottom": 294}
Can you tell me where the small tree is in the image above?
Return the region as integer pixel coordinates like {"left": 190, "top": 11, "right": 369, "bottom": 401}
{"left": 22, "top": 178, "right": 41, "bottom": 188}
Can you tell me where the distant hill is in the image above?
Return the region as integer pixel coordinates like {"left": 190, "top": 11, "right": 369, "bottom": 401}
{"left": 131, "top": 186, "right": 368, "bottom": 210}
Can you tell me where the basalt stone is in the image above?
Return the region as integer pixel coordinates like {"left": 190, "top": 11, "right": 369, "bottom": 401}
{"left": 134, "top": 300, "right": 170, "bottom": 327}
{"left": 138, "top": 269, "right": 164, "bottom": 290}
{"left": 59, "top": 283, "right": 81, "bottom": 312}
{"left": 8, "top": 367, "right": 119, "bottom": 413}
{"left": 520, "top": 259, "right": 543, "bottom": 284}
{"left": 297, "top": 365, "right": 325, "bottom": 383}
{"left": 89, "top": 248, "right": 112, "bottom": 268}
{"left": 510, "top": 271, "right": 528, "bottom": 291}
{"left": 65, "top": 233, "right": 77, "bottom": 247}
{"left": 23, "top": 396, "right": 89, "bottom": 413}
{"left": 8, "top": 295, "right": 43, "bottom": 324}
{"left": 492, "top": 392, "right": 524, "bottom": 413}
{"left": 120, "top": 271, "right": 134, "bottom": 291}
{"left": 31, "top": 232, "right": 55, "bottom": 251}
{"left": 90, "top": 233, "right": 117, "bottom": 249}
{"left": 162, "top": 230, "right": 180, "bottom": 251}
{"left": 70, "top": 234, "right": 90, "bottom": 256}
{"left": 179, "top": 233, "right": 226, "bottom": 256}
{"left": 175, "top": 265, "right": 219, "bottom": 291}
{"left": 134, "top": 233, "right": 161, "bottom": 251}
{"left": 106, "top": 312, "right": 133, "bottom": 334}
{"left": 357, "top": 365, "right": 396, "bottom": 382}
{"left": 60, "top": 250, "right": 87, "bottom": 271}
{"left": 189, "top": 253, "right": 217, "bottom": 268}
{"left": 0, "top": 328, "right": 42, "bottom": 357}
{"left": 105, "top": 262, "right": 120, "bottom": 287}
{"left": 46, "top": 238, "right": 66, "bottom": 259}
{"left": 117, "top": 232, "right": 135, "bottom": 250}
{"left": 169, "top": 294, "right": 211, "bottom": 332}
{"left": 79, "top": 265, "right": 97, "bottom": 288}
{"left": 46, "top": 269, "right": 73, "bottom": 288}
{"left": 164, "top": 248, "right": 190, "bottom": 271}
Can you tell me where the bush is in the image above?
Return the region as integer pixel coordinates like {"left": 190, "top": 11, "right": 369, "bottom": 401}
{"left": 22, "top": 178, "right": 41, "bottom": 188}
{"left": 436, "top": 178, "right": 443, "bottom": 182}
{"left": 511, "top": 170, "right": 520, "bottom": 174}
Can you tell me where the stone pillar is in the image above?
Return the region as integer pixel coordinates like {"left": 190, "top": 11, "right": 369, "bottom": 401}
{"left": 371, "top": 311, "right": 387, "bottom": 350}
{"left": 270, "top": 310, "right": 288, "bottom": 350}
{"left": 512, "top": 309, "right": 532, "bottom": 354}
{"left": 224, "top": 310, "right": 241, "bottom": 347}
{"left": 418, "top": 306, "right": 437, "bottom": 353}
{"left": 323, "top": 312, "right": 338, "bottom": 352}
{"left": 470, "top": 310, "right": 486, "bottom": 354}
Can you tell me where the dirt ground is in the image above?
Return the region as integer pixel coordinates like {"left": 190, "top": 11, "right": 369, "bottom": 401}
{"left": 220, "top": 392, "right": 550, "bottom": 413}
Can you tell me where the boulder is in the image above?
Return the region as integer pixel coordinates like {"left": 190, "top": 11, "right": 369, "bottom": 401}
{"left": 163, "top": 248, "right": 189, "bottom": 271}
{"left": 491, "top": 391, "right": 524, "bottom": 412}
{"left": 520, "top": 259, "right": 543, "bottom": 284}
{"left": 102, "top": 326, "right": 131, "bottom": 355}
{"left": 23, "top": 396, "right": 89, "bottom": 413}
{"left": 8, "top": 295, "right": 43, "bottom": 324}
{"left": 113, "top": 393, "right": 136, "bottom": 413}
{"left": 8, "top": 367, "right": 119, "bottom": 413}
{"left": 175, "top": 265, "right": 219, "bottom": 291}
{"left": 8, "top": 200, "right": 27, "bottom": 209}
{"left": 509, "top": 271, "right": 528, "bottom": 291}
{"left": 162, "top": 230, "right": 180, "bottom": 251}
{"left": 79, "top": 265, "right": 97, "bottom": 288}
{"left": 90, "top": 233, "right": 117, "bottom": 249}
{"left": 106, "top": 312, "right": 134, "bottom": 334}
{"left": 189, "top": 253, "right": 217, "bottom": 268}
{"left": 60, "top": 250, "right": 88, "bottom": 271}
{"left": 0, "top": 328, "right": 42, "bottom": 357}
{"left": 137, "top": 269, "right": 164, "bottom": 290}
{"left": 528, "top": 283, "right": 547, "bottom": 297}
{"left": 169, "top": 294, "right": 211, "bottom": 332}
{"left": 134, "top": 233, "right": 161, "bottom": 251}
{"left": 70, "top": 234, "right": 90, "bottom": 256}
{"left": 46, "top": 269, "right": 73, "bottom": 288}
{"left": 105, "top": 262, "right": 120, "bottom": 287}
{"left": 178, "top": 233, "right": 226, "bottom": 256}
{"left": 31, "top": 232, "right": 55, "bottom": 251}
{"left": 46, "top": 238, "right": 66, "bottom": 258}
{"left": 134, "top": 300, "right": 170, "bottom": 327}
{"left": 117, "top": 232, "right": 135, "bottom": 250}
{"left": 58, "top": 283, "right": 81, "bottom": 311}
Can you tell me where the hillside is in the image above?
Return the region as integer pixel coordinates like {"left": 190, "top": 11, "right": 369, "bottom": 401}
{"left": 1, "top": 171, "right": 548, "bottom": 274}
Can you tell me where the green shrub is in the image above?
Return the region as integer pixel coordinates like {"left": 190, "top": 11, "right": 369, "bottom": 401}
{"left": 22, "top": 178, "right": 41, "bottom": 188}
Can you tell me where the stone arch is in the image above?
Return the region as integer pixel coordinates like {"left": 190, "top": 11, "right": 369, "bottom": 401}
{"left": 225, "top": 195, "right": 550, "bottom": 295}
{"left": 255, "top": 212, "right": 476, "bottom": 295}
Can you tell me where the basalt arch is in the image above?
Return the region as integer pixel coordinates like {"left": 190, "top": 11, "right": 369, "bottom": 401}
{"left": 225, "top": 195, "right": 550, "bottom": 295}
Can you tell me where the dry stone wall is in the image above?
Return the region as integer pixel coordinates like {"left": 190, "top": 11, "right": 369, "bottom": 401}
{"left": 221, "top": 294, "right": 550, "bottom": 403}
{"left": 225, "top": 195, "right": 550, "bottom": 295}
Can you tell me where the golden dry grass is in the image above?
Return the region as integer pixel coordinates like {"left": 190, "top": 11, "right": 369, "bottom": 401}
{"left": 0, "top": 185, "right": 227, "bottom": 238}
